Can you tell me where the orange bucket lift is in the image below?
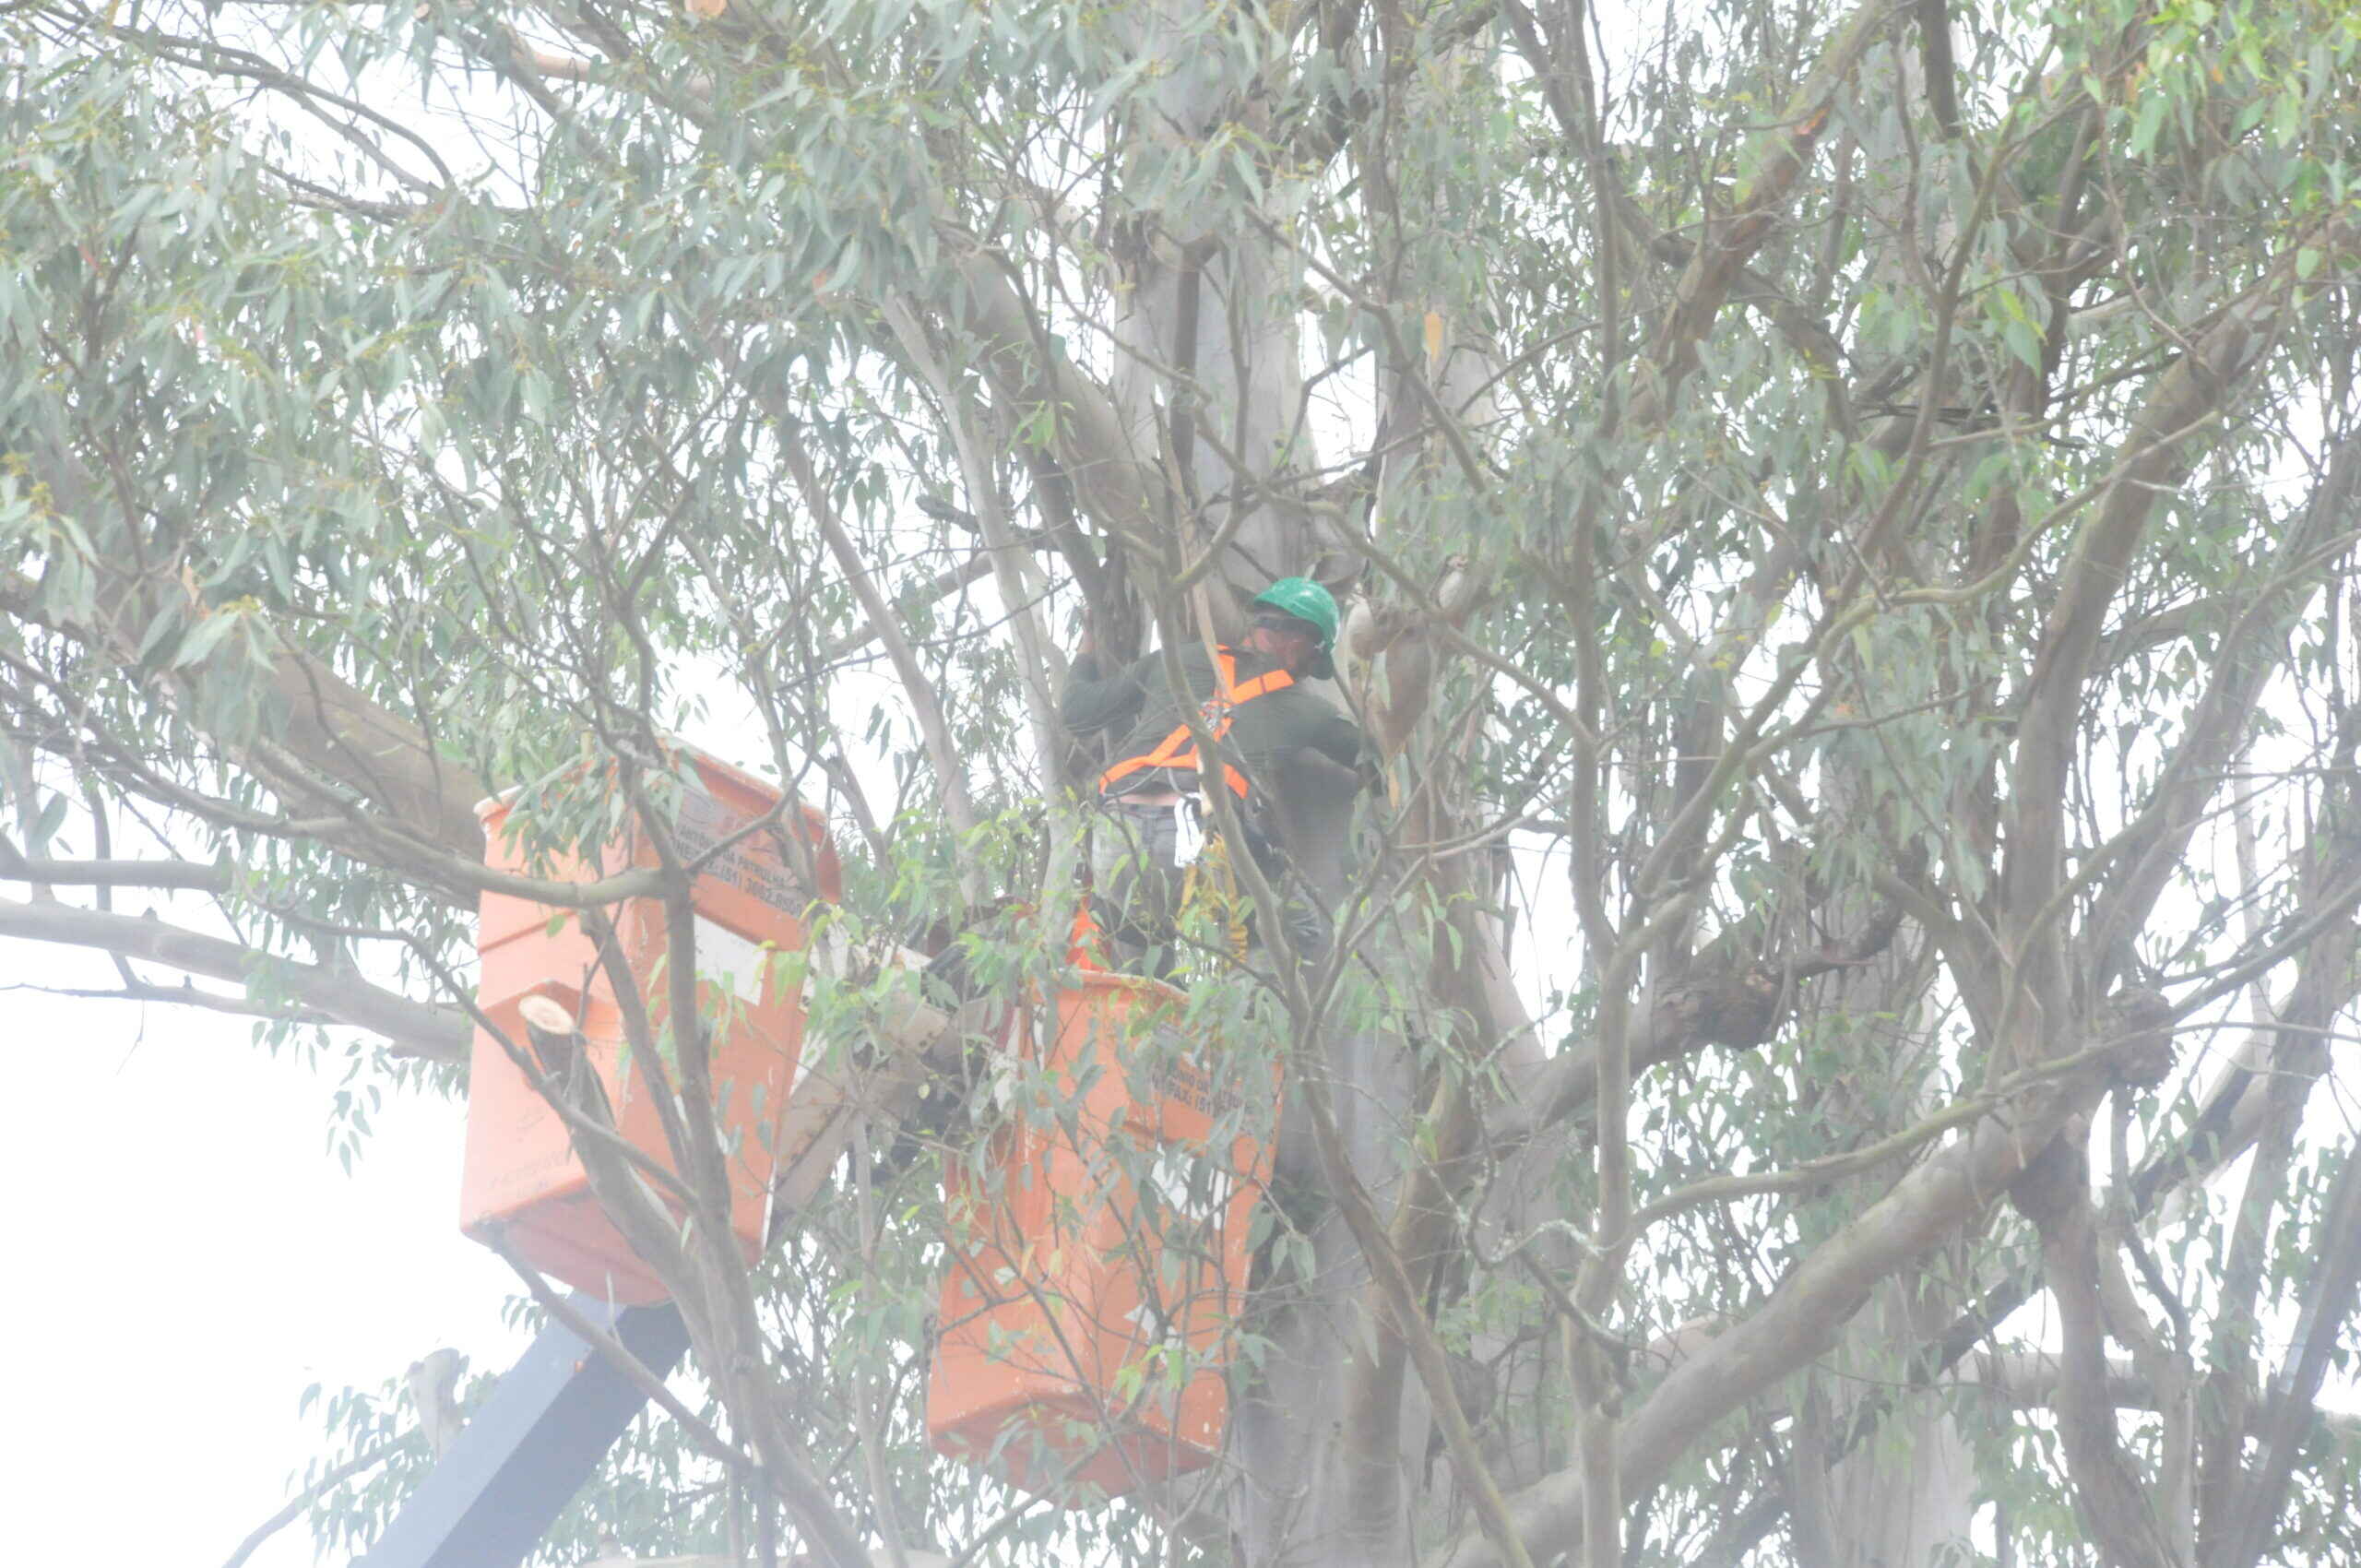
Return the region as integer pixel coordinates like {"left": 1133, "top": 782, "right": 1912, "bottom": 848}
{"left": 926, "top": 972, "right": 1277, "bottom": 1500}
{"left": 458, "top": 750, "right": 840, "bottom": 1305}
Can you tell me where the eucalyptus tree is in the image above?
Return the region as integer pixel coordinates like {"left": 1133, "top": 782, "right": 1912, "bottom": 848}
{"left": 6, "top": 0, "right": 2361, "bottom": 1565}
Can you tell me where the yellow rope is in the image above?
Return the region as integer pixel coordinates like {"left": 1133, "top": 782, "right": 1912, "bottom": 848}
{"left": 1178, "top": 830, "right": 1252, "bottom": 964}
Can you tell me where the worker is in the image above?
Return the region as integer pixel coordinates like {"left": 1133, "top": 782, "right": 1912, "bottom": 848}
{"left": 1062, "top": 577, "right": 1370, "bottom": 975}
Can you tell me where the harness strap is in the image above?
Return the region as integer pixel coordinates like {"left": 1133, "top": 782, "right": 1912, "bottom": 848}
{"left": 1099, "top": 648, "right": 1294, "bottom": 800}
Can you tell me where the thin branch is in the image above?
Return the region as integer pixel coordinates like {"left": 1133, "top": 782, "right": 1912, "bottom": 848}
{"left": 490, "top": 1234, "right": 760, "bottom": 1479}
{"left": 768, "top": 409, "right": 981, "bottom": 848}
{"left": 219, "top": 1439, "right": 400, "bottom": 1568}
{"left": 2214, "top": 1131, "right": 2361, "bottom": 1568}
{"left": 1629, "top": 1031, "right": 2165, "bottom": 1233}
{"left": 0, "top": 855, "right": 231, "bottom": 893}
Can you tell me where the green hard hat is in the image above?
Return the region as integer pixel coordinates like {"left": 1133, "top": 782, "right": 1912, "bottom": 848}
{"left": 1250, "top": 576, "right": 1340, "bottom": 652}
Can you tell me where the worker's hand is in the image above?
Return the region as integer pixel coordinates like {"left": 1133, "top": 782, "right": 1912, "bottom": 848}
{"left": 1357, "top": 754, "right": 1386, "bottom": 796}
{"left": 1077, "top": 622, "right": 1098, "bottom": 659}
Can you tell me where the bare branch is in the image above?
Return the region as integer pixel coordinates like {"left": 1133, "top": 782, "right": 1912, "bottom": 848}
{"left": 0, "top": 897, "right": 467, "bottom": 1059}
{"left": 0, "top": 853, "right": 231, "bottom": 893}
{"left": 219, "top": 1438, "right": 401, "bottom": 1568}
{"left": 2213, "top": 1133, "right": 2361, "bottom": 1568}
{"left": 776, "top": 417, "right": 981, "bottom": 847}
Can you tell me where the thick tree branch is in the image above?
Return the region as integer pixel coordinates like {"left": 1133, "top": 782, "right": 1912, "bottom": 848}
{"left": 949, "top": 253, "right": 1169, "bottom": 558}
{"left": 2004, "top": 261, "right": 2306, "bottom": 984}
{"left": 0, "top": 897, "right": 467, "bottom": 1059}
{"left": 1621, "top": 0, "right": 1895, "bottom": 429}
{"left": 2012, "top": 1134, "right": 2183, "bottom": 1568}
{"left": 5, "top": 426, "right": 486, "bottom": 861}
{"left": 1293, "top": 1010, "right": 1538, "bottom": 1568}
{"left": 1443, "top": 996, "right": 2171, "bottom": 1568}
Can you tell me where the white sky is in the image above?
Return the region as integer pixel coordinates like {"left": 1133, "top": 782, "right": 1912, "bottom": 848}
{"left": 1, "top": 950, "right": 528, "bottom": 1567}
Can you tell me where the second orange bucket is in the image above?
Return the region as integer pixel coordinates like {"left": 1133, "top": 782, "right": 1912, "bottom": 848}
{"left": 925, "top": 973, "right": 1277, "bottom": 1500}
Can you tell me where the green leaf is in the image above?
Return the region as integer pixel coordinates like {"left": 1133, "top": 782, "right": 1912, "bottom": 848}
{"left": 2003, "top": 317, "right": 2044, "bottom": 370}
{"left": 29, "top": 790, "right": 66, "bottom": 852}
{"left": 168, "top": 609, "right": 239, "bottom": 669}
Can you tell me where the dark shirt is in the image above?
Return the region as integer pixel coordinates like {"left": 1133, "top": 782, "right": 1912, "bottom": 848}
{"left": 1062, "top": 643, "right": 1369, "bottom": 799}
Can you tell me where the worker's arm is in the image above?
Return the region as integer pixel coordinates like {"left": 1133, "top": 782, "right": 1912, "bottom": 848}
{"left": 1300, "top": 705, "right": 1378, "bottom": 784}
{"left": 1257, "top": 706, "right": 1384, "bottom": 794}
{"left": 1059, "top": 647, "right": 1153, "bottom": 735}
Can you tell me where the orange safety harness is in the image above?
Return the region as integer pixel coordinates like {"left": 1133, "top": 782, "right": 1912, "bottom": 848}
{"left": 1097, "top": 648, "right": 1294, "bottom": 801}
